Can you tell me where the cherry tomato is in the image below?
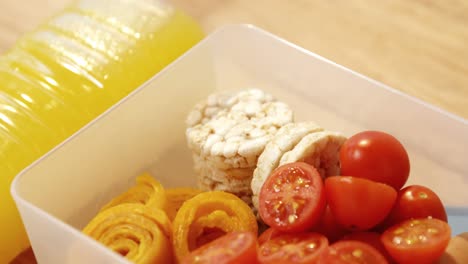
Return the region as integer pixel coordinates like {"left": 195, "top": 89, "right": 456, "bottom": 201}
{"left": 181, "top": 231, "right": 258, "bottom": 264}
{"left": 310, "top": 206, "right": 349, "bottom": 243}
{"left": 381, "top": 218, "right": 451, "bottom": 264}
{"left": 340, "top": 130, "right": 410, "bottom": 190}
{"left": 318, "top": 240, "right": 389, "bottom": 264}
{"left": 258, "top": 227, "right": 282, "bottom": 245}
{"left": 384, "top": 185, "right": 447, "bottom": 228}
{"left": 259, "top": 162, "right": 326, "bottom": 232}
{"left": 258, "top": 232, "right": 328, "bottom": 264}
{"left": 342, "top": 232, "right": 394, "bottom": 263}
{"left": 325, "top": 176, "right": 397, "bottom": 231}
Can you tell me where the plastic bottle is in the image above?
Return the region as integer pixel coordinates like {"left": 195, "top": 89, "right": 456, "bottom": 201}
{"left": 0, "top": 0, "right": 204, "bottom": 261}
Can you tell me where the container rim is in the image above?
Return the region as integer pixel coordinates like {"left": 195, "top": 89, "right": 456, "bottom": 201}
{"left": 10, "top": 23, "right": 468, "bottom": 201}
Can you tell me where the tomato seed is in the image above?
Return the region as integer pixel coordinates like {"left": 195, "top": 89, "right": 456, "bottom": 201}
{"left": 352, "top": 249, "right": 363, "bottom": 258}
{"left": 273, "top": 203, "right": 281, "bottom": 210}
{"left": 418, "top": 235, "right": 428, "bottom": 242}
{"left": 393, "top": 228, "right": 405, "bottom": 235}
{"left": 292, "top": 202, "right": 299, "bottom": 211}
{"left": 393, "top": 236, "right": 403, "bottom": 245}
{"left": 296, "top": 177, "right": 304, "bottom": 184}
{"left": 288, "top": 215, "right": 297, "bottom": 223}
{"left": 405, "top": 236, "right": 417, "bottom": 245}
{"left": 305, "top": 242, "right": 317, "bottom": 250}
{"left": 273, "top": 184, "right": 281, "bottom": 192}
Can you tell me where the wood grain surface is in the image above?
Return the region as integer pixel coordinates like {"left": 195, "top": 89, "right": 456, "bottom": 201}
{"left": 1, "top": 0, "right": 467, "bottom": 119}
{"left": 2, "top": 0, "right": 467, "bottom": 263}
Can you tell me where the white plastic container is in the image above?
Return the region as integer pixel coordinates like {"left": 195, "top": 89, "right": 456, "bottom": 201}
{"left": 11, "top": 24, "right": 468, "bottom": 263}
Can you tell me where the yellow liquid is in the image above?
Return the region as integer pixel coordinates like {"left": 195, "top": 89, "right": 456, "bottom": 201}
{"left": 0, "top": 0, "right": 204, "bottom": 261}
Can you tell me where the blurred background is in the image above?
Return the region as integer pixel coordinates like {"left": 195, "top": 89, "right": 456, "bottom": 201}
{"left": 1, "top": 0, "right": 467, "bottom": 119}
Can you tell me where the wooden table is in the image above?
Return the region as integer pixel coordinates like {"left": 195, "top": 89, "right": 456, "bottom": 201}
{"left": 2, "top": 0, "right": 467, "bottom": 262}
{"left": 1, "top": 0, "right": 467, "bottom": 119}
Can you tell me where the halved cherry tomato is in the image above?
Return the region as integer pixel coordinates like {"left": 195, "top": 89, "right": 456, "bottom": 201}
{"left": 181, "top": 231, "right": 258, "bottom": 264}
{"left": 325, "top": 176, "right": 397, "bottom": 231}
{"left": 384, "top": 185, "right": 447, "bottom": 228}
{"left": 318, "top": 240, "right": 389, "bottom": 264}
{"left": 310, "top": 206, "right": 349, "bottom": 243}
{"left": 258, "top": 227, "right": 283, "bottom": 245}
{"left": 340, "top": 131, "right": 410, "bottom": 190}
{"left": 259, "top": 162, "right": 326, "bottom": 232}
{"left": 342, "top": 232, "right": 394, "bottom": 263}
{"left": 381, "top": 218, "right": 451, "bottom": 264}
{"left": 258, "top": 232, "right": 328, "bottom": 264}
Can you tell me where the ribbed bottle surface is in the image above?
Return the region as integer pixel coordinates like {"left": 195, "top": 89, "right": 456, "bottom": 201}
{"left": 0, "top": 0, "right": 203, "bottom": 261}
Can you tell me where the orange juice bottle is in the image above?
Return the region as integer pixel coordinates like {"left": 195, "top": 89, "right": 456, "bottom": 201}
{"left": 0, "top": 0, "right": 204, "bottom": 261}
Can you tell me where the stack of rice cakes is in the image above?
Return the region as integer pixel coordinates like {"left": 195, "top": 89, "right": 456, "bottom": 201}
{"left": 185, "top": 89, "right": 346, "bottom": 210}
{"left": 186, "top": 89, "right": 293, "bottom": 204}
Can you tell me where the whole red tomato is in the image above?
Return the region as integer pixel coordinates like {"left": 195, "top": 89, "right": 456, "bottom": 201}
{"left": 384, "top": 185, "right": 447, "bottom": 228}
{"left": 340, "top": 130, "right": 410, "bottom": 190}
